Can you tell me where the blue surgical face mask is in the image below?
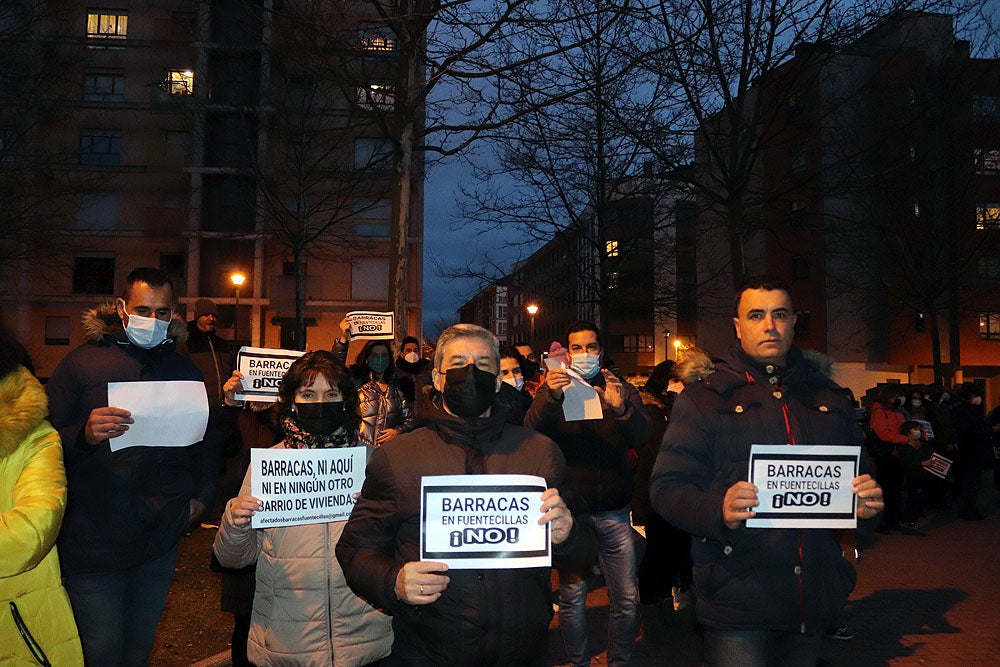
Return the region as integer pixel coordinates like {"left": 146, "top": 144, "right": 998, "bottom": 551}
{"left": 570, "top": 352, "right": 601, "bottom": 379}
{"left": 123, "top": 309, "right": 170, "bottom": 349}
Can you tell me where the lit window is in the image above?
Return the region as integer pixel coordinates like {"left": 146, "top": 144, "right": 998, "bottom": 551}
{"left": 83, "top": 70, "right": 124, "bottom": 103}
{"left": 607, "top": 271, "right": 619, "bottom": 291}
{"left": 87, "top": 9, "right": 127, "bottom": 41}
{"left": 167, "top": 69, "right": 194, "bottom": 95}
{"left": 358, "top": 83, "right": 393, "bottom": 111}
{"left": 974, "top": 148, "right": 1000, "bottom": 175}
{"left": 606, "top": 240, "right": 619, "bottom": 257}
{"left": 79, "top": 130, "right": 121, "bottom": 166}
{"left": 359, "top": 25, "right": 395, "bottom": 52}
{"left": 976, "top": 203, "right": 1000, "bottom": 230}
{"left": 623, "top": 334, "right": 654, "bottom": 353}
{"left": 980, "top": 312, "right": 1000, "bottom": 340}
{"left": 913, "top": 202, "right": 920, "bottom": 217}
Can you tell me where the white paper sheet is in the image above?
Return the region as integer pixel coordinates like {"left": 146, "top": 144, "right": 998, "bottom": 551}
{"left": 544, "top": 357, "right": 603, "bottom": 421}
{"left": 107, "top": 381, "right": 209, "bottom": 451}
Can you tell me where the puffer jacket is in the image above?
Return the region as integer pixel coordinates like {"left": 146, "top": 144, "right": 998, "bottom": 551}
{"left": 46, "top": 303, "right": 216, "bottom": 575}
{"left": 0, "top": 366, "right": 84, "bottom": 666}
{"left": 651, "top": 343, "right": 863, "bottom": 634}
{"left": 356, "top": 379, "right": 416, "bottom": 447}
{"left": 336, "top": 390, "right": 596, "bottom": 666}
{"left": 213, "top": 443, "right": 393, "bottom": 667}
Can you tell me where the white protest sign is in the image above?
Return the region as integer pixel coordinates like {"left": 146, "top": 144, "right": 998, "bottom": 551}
{"left": 420, "top": 474, "right": 550, "bottom": 569}
{"left": 746, "top": 444, "right": 860, "bottom": 529}
{"left": 250, "top": 447, "right": 366, "bottom": 529}
{"left": 346, "top": 311, "right": 394, "bottom": 340}
{"left": 925, "top": 452, "right": 952, "bottom": 480}
{"left": 107, "top": 381, "right": 209, "bottom": 451}
{"left": 235, "top": 346, "right": 305, "bottom": 402}
{"left": 543, "top": 357, "right": 602, "bottom": 421}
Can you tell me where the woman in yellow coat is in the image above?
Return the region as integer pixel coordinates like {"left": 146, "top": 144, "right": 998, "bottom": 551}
{"left": 0, "top": 329, "right": 83, "bottom": 666}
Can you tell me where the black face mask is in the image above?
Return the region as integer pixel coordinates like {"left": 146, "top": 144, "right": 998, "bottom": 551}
{"left": 520, "top": 357, "right": 539, "bottom": 379}
{"left": 294, "top": 401, "right": 346, "bottom": 436}
{"left": 442, "top": 363, "right": 498, "bottom": 419}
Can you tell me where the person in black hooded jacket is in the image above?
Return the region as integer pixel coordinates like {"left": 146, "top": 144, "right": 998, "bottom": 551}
{"left": 336, "top": 323, "right": 596, "bottom": 666}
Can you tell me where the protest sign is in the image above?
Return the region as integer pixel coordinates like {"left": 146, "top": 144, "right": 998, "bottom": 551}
{"left": 925, "top": 452, "right": 952, "bottom": 479}
{"left": 746, "top": 444, "right": 860, "bottom": 528}
{"left": 346, "top": 311, "right": 393, "bottom": 340}
{"left": 421, "top": 474, "right": 550, "bottom": 569}
{"left": 235, "top": 346, "right": 305, "bottom": 402}
{"left": 250, "top": 447, "right": 366, "bottom": 529}
{"left": 108, "top": 381, "right": 208, "bottom": 451}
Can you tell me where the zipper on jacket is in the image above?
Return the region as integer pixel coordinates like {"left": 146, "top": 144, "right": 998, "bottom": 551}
{"left": 10, "top": 602, "right": 52, "bottom": 667}
{"left": 797, "top": 532, "right": 805, "bottom": 633}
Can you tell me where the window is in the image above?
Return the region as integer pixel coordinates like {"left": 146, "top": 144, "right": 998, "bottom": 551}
{"left": 909, "top": 144, "right": 917, "bottom": 161}
{"left": 791, "top": 255, "right": 809, "bottom": 281}
{"left": 496, "top": 320, "right": 507, "bottom": 336}
{"left": 606, "top": 240, "right": 619, "bottom": 257}
{"left": 79, "top": 130, "right": 121, "bottom": 166}
{"left": 357, "top": 83, "right": 393, "bottom": 111}
{"left": 623, "top": 335, "right": 653, "bottom": 353}
{"left": 87, "top": 9, "right": 127, "bottom": 41}
{"left": 45, "top": 316, "right": 71, "bottom": 346}
{"left": 974, "top": 148, "right": 1000, "bottom": 175}
{"left": 791, "top": 199, "right": 808, "bottom": 213}
{"left": 351, "top": 257, "right": 388, "bottom": 300}
{"left": 83, "top": 70, "right": 124, "bottom": 103}
{"left": 0, "top": 128, "right": 13, "bottom": 163}
{"left": 607, "top": 271, "right": 619, "bottom": 291}
{"left": 915, "top": 313, "right": 925, "bottom": 333}
{"left": 161, "top": 253, "right": 186, "bottom": 278}
{"left": 359, "top": 24, "right": 395, "bottom": 52}
{"left": 354, "top": 198, "right": 391, "bottom": 236}
{"left": 497, "top": 304, "right": 507, "bottom": 319}
{"left": 980, "top": 312, "right": 1000, "bottom": 340}
{"left": 978, "top": 256, "right": 1000, "bottom": 279}
{"left": 913, "top": 202, "right": 921, "bottom": 218}
{"left": 976, "top": 203, "right": 1000, "bottom": 230}
{"left": 355, "top": 137, "right": 393, "bottom": 171}
{"left": 167, "top": 69, "right": 194, "bottom": 95}
{"left": 72, "top": 256, "right": 115, "bottom": 294}
{"left": 165, "top": 130, "right": 191, "bottom": 152}
{"left": 76, "top": 193, "right": 117, "bottom": 229}
{"left": 972, "top": 95, "right": 1000, "bottom": 120}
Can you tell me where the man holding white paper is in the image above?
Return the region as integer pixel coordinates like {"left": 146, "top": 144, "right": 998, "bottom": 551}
{"left": 46, "top": 267, "right": 217, "bottom": 667}
{"left": 651, "top": 276, "right": 884, "bottom": 666}
{"left": 337, "top": 324, "right": 595, "bottom": 666}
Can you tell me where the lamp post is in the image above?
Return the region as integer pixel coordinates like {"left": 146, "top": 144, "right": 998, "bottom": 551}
{"left": 230, "top": 272, "right": 246, "bottom": 343}
{"left": 526, "top": 304, "right": 539, "bottom": 347}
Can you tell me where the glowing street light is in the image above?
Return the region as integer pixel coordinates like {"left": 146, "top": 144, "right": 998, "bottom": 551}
{"left": 231, "top": 272, "right": 246, "bottom": 342}
{"left": 526, "top": 304, "right": 539, "bottom": 346}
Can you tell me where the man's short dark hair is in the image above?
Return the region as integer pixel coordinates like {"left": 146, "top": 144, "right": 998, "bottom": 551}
{"left": 566, "top": 320, "right": 602, "bottom": 346}
{"left": 123, "top": 267, "right": 175, "bottom": 301}
{"left": 512, "top": 341, "right": 531, "bottom": 349}
{"left": 401, "top": 335, "right": 420, "bottom": 348}
{"left": 734, "top": 275, "right": 791, "bottom": 315}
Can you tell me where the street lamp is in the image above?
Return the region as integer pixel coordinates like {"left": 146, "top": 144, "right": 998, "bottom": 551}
{"left": 526, "top": 304, "right": 539, "bottom": 347}
{"left": 230, "top": 271, "right": 246, "bottom": 343}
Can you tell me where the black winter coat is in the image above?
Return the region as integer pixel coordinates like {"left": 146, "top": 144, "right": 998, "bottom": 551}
{"left": 46, "top": 304, "right": 216, "bottom": 575}
{"left": 651, "top": 344, "right": 863, "bottom": 634}
{"left": 336, "top": 392, "right": 596, "bottom": 666}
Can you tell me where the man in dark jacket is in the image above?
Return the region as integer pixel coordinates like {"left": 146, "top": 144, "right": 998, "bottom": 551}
{"left": 336, "top": 323, "right": 594, "bottom": 666}
{"left": 180, "top": 298, "right": 234, "bottom": 407}
{"left": 651, "top": 276, "right": 884, "bottom": 666}
{"left": 524, "top": 320, "right": 653, "bottom": 667}
{"left": 46, "top": 267, "right": 217, "bottom": 667}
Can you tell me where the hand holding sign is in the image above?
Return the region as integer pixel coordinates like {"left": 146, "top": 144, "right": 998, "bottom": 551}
{"left": 723, "top": 481, "right": 760, "bottom": 529}
{"left": 227, "top": 494, "right": 263, "bottom": 527}
{"left": 853, "top": 474, "right": 884, "bottom": 520}
{"left": 539, "top": 488, "right": 573, "bottom": 544}
{"left": 394, "top": 561, "right": 450, "bottom": 606}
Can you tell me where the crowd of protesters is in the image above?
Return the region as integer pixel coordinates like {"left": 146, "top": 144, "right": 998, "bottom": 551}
{"left": 5, "top": 269, "right": 999, "bottom": 666}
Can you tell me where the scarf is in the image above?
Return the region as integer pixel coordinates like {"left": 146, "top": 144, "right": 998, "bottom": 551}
{"left": 281, "top": 416, "right": 353, "bottom": 449}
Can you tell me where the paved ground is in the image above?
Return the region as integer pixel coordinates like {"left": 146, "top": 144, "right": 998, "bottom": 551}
{"left": 156, "top": 474, "right": 1000, "bottom": 666}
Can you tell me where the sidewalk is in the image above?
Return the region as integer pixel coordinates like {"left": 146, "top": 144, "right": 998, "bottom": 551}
{"left": 153, "top": 475, "right": 1000, "bottom": 666}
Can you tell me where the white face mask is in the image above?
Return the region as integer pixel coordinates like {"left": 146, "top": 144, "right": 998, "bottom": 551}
{"left": 123, "top": 309, "right": 170, "bottom": 349}
{"left": 971, "top": 396, "right": 983, "bottom": 406}
{"left": 503, "top": 376, "right": 525, "bottom": 391}
{"left": 404, "top": 351, "right": 420, "bottom": 364}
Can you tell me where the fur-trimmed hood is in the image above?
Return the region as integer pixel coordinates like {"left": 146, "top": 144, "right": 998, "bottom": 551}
{"left": 675, "top": 345, "right": 836, "bottom": 386}
{"left": 81, "top": 301, "right": 188, "bottom": 347}
{"left": 0, "top": 365, "right": 48, "bottom": 458}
